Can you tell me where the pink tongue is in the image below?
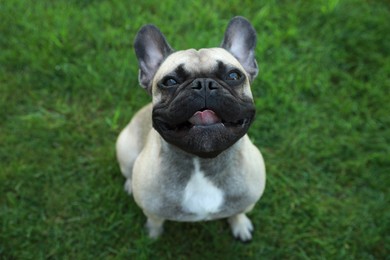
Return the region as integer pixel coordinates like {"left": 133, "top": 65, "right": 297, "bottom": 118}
{"left": 188, "top": 110, "right": 221, "bottom": 126}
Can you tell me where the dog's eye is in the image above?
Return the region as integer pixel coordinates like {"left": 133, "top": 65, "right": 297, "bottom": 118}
{"left": 162, "top": 77, "right": 178, "bottom": 87}
{"left": 226, "top": 70, "right": 241, "bottom": 81}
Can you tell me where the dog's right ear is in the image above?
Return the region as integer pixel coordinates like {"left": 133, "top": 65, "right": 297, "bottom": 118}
{"left": 134, "top": 25, "right": 173, "bottom": 94}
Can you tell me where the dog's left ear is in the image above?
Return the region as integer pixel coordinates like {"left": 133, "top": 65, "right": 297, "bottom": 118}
{"left": 221, "top": 17, "right": 258, "bottom": 81}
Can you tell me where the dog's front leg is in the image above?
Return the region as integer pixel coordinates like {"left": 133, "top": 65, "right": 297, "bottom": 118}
{"left": 145, "top": 213, "right": 165, "bottom": 239}
{"left": 228, "top": 213, "right": 254, "bottom": 242}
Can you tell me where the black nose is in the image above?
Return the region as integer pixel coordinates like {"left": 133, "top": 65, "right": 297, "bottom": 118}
{"left": 191, "top": 78, "right": 219, "bottom": 92}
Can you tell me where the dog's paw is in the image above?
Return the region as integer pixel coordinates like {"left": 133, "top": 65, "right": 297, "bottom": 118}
{"left": 124, "top": 179, "right": 132, "bottom": 195}
{"left": 228, "top": 213, "right": 254, "bottom": 242}
{"left": 145, "top": 217, "right": 164, "bottom": 239}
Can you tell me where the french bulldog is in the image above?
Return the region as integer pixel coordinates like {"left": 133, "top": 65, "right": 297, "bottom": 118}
{"left": 116, "top": 16, "right": 266, "bottom": 242}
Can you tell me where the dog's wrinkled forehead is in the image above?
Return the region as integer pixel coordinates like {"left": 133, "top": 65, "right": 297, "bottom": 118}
{"left": 153, "top": 48, "right": 246, "bottom": 84}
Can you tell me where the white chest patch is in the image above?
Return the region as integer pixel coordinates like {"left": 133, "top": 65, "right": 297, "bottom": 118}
{"left": 182, "top": 158, "right": 224, "bottom": 220}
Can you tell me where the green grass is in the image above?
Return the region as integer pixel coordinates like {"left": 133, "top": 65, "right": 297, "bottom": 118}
{"left": 1, "top": 0, "right": 389, "bottom": 259}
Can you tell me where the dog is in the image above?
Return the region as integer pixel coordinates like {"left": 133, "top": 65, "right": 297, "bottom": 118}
{"left": 116, "top": 16, "right": 266, "bottom": 242}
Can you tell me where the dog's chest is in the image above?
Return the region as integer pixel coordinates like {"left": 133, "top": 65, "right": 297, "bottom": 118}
{"left": 181, "top": 158, "right": 224, "bottom": 221}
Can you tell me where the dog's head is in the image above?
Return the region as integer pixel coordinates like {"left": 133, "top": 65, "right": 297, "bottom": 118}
{"left": 134, "top": 17, "right": 258, "bottom": 158}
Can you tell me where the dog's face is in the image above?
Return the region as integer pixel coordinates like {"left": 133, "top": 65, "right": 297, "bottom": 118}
{"left": 134, "top": 17, "right": 258, "bottom": 158}
{"left": 151, "top": 48, "right": 256, "bottom": 158}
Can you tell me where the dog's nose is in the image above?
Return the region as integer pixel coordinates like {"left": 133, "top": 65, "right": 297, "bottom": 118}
{"left": 191, "top": 78, "right": 219, "bottom": 92}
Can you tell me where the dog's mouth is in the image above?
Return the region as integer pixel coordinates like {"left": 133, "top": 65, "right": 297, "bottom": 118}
{"left": 189, "top": 110, "right": 221, "bottom": 126}
{"left": 152, "top": 105, "right": 255, "bottom": 158}
{"left": 159, "top": 109, "right": 251, "bottom": 132}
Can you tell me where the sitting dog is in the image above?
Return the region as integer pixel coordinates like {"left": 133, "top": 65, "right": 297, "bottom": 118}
{"left": 116, "top": 16, "right": 266, "bottom": 242}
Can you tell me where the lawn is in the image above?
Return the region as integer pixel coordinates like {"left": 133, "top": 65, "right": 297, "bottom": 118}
{"left": 1, "top": 0, "right": 389, "bottom": 259}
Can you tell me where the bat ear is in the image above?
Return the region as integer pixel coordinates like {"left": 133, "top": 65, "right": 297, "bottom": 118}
{"left": 221, "top": 17, "right": 258, "bottom": 81}
{"left": 134, "top": 25, "right": 173, "bottom": 94}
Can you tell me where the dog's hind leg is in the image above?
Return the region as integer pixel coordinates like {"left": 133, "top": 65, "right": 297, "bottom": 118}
{"left": 116, "top": 104, "right": 153, "bottom": 195}
{"left": 116, "top": 125, "right": 139, "bottom": 195}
